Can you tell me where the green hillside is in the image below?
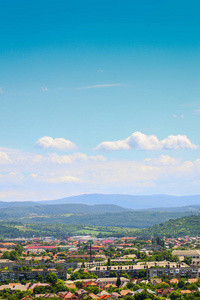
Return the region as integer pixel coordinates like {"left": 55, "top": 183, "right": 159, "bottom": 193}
{"left": 0, "top": 222, "right": 139, "bottom": 239}
{"left": 137, "top": 214, "right": 200, "bottom": 238}
{"left": 19, "top": 210, "right": 190, "bottom": 228}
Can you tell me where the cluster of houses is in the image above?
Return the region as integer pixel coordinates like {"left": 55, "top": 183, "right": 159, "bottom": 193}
{"left": 0, "top": 236, "right": 200, "bottom": 299}
{"left": 1, "top": 275, "right": 200, "bottom": 299}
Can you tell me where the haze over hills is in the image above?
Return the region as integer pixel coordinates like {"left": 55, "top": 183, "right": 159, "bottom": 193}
{"left": 0, "top": 201, "right": 197, "bottom": 229}
{"left": 0, "top": 194, "right": 200, "bottom": 210}
{"left": 40, "top": 193, "right": 200, "bottom": 209}
{"left": 0, "top": 195, "right": 199, "bottom": 236}
{"left": 0, "top": 201, "right": 40, "bottom": 208}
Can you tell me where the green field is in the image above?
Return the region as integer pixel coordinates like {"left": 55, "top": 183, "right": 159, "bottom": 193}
{"left": 0, "top": 221, "right": 140, "bottom": 239}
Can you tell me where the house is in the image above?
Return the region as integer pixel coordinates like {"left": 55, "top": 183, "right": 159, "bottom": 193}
{"left": 161, "top": 287, "right": 174, "bottom": 296}
{"left": 95, "top": 277, "right": 129, "bottom": 289}
{"left": 0, "top": 283, "right": 27, "bottom": 291}
{"left": 29, "top": 283, "right": 50, "bottom": 291}
{"left": 97, "top": 291, "right": 110, "bottom": 297}
{"left": 35, "top": 294, "right": 58, "bottom": 298}
{"left": 82, "top": 281, "right": 97, "bottom": 288}
{"left": 172, "top": 250, "right": 200, "bottom": 259}
{"left": 169, "top": 278, "right": 178, "bottom": 284}
{"left": 104, "top": 284, "right": 117, "bottom": 289}
{"left": 88, "top": 293, "right": 99, "bottom": 299}
{"left": 120, "top": 290, "right": 134, "bottom": 296}
{"left": 58, "top": 292, "right": 78, "bottom": 300}
{"left": 155, "top": 287, "right": 174, "bottom": 296}
{"left": 75, "top": 289, "right": 88, "bottom": 299}
{"left": 150, "top": 278, "right": 162, "bottom": 286}
{"left": 98, "top": 295, "right": 113, "bottom": 300}
{"left": 143, "top": 261, "right": 198, "bottom": 279}
{"left": 180, "top": 290, "right": 191, "bottom": 294}
{"left": 110, "top": 292, "right": 120, "bottom": 300}
{"left": 65, "top": 284, "right": 76, "bottom": 289}
{"left": 89, "top": 264, "right": 144, "bottom": 278}
{"left": 0, "top": 259, "right": 15, "bottom": 270}
{"left": 187, "top": 278, "right": 199, "bottom": 283}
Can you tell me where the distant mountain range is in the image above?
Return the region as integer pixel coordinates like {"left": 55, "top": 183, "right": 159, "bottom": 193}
{"left": 0, "top": 193, "right": 200, "bottom": 210}
{"left": 41, "top": 194, "right": 200, "bottom": 210}
{"left": 0, "top": 194, "right": 199, "bottom": 229}
{"left": 0, "top": 194, "right": 199, "bottom": 238}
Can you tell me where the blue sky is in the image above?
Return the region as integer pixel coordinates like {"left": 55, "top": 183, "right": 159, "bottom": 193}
{"left": 0, "top": 0, "right": 200, "bottom": 201}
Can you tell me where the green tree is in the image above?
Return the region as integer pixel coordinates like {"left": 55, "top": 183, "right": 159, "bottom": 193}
{"left": 46, "top": 273, "right": 58, "bottom": 286}
{"left": 14, "top": 244, "right": 23, "bottom": 256}
{"left": 177, "top": 278, "right": 186, "bottom": 289}
{"left": 9, "top": 250, "right": 19, "bottom": 261}
{"left": 110, "top": 271, "right": 117, "bottom": 277}
{"left": 134, "top": 290, "right": 155, "bottom": 300}
{"left": 138, "top": 269, "right": 146, "bottom": 279}
{"left": 116, "top": 276, "right": 121, "bottom": 288}
{"left": 84, "top": 285, "right": 101, "bottom": 295}
{"left": 184, "top": 256, "right": 192, "bottom": 265}
{"left": 120, "top": 271, "right": 129, "bottom": 279}
{"left": 2, "top": 251, "right": 10, "bottom": 259}
{"left": 169, "top": 290, "right": 183, "bottom": 300}
{"left": 67, "top": 268, "right": 73, "bottom": 274}
{"left": 55, "top": 279, "right": 66, "bottom": 291}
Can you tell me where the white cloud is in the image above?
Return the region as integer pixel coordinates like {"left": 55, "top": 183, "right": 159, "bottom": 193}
{"left": 46, "top": 175, "right": 81, "bottom": 184}
{"left": 161, "top": 135, "right": 197, "bottom": 150}
{"left": 36, "top": 136, "right": 77, "bottom": 151}
{"left": 41, "top": 87, "right": 48, "bottom": 92}
{"left": 1, "top": 145, "right": 200, "bottom": 200}
{"left": 0, "top": 152, "right": 12, "bottom": 164}
{"left": 144, "top": 155, "right": 179, "bottom": 165}
{"left": 0, "top": 87, "right": 4, "bottom": 94}
{"left": 95, "top": 131, "right": 198, "bottom": 151}
{"left": 48, "top": 152, "right": 106, "bottom": 164}
{"left": 97, "top": 70, "right": 104, "bottom": 73}
{"left": 77, "top": 83, "right": 121, "bottom": 89}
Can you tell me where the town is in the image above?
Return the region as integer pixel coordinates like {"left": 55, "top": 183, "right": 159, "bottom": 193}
{"left": 0, "top": 235, "right": 200, "bottom": 300}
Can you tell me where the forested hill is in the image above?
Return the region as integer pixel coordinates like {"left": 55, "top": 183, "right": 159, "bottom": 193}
{"left": 0, "top": 203, "right": 127, "bottom": 218}
{"left": 137, "top": 214, "right": 200, "bottom": 238}
{"left": 1, "top": 214, "right": 200, "bottom": 239}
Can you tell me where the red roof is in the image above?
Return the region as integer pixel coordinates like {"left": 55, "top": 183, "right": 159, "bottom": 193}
{"left": 26, "top": 246, "right": 56, "bottom": 249}
{"left": 102, "top": 240, "right": 114, "bottom": 243}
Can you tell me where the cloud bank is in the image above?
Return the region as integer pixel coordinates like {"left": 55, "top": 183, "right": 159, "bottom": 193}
{"left": 95, "top": 132, "right": 198, "bottom": 151}
{"left": 1, "top": 144, "right": 200, "bottom": 200}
